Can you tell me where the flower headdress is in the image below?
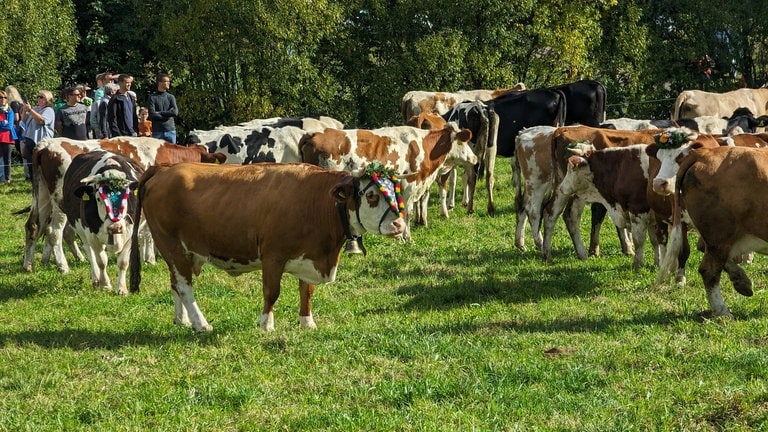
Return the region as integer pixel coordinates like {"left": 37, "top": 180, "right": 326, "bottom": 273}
{"left": 363, "top": 161, "right": 405, "bottom": 218}
{"left": 654, "top": 130, "right": 690, "bottom": 149}
{"left": 89, "top": 175, "right": 133, "bottom": 222}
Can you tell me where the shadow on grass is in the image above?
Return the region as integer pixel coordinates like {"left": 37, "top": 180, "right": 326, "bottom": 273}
{"left": 0, "top": 326, "right": 222, "bottom": 350}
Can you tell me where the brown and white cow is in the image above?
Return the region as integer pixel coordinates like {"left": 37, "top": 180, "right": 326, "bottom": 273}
{"left": 23, "top": 137, "right": 226, "bottom": 273}
{"left": 646, "top": 128, "right": 768, "bottom": 286}
{"left": 129, "top": 162, "right": 407, "bottom": 331}
{"left": 514, "top": 125, "right": 557, "bottom": 252}
{"left": 400, "top": 85, "right": 525, "bottom": 122}
{"left": 671, "top": 88, "right": 768, "bottom": 120}
{"left": 652, "top": 145, "right": 768, "bottom": 318}
{"left": 62, "top": 150, "right": 144, "bottom": 294}
{"left": 299, "top": 124, "right": 476, "bottom": 239}
{"left": 555, "top": 144, "right": 661, "bottom": 270}
{"left": 540, "top": 126, "right": 663, "bottom": 261}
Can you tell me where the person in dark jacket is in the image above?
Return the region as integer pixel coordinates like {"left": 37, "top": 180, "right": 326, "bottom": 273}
{"left": 106, "top": 74, "right": 138, "bottom": 137}
{"left": 147, "top": 73, "right": 179, "bottom": 143}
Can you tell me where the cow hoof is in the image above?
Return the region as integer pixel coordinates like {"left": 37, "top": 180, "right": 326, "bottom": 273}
{"left": 260, "top": 313, "right": 275, "bottom": 332}
{"left": 299, "top": 315, "right": 317, "bottom": 329}
{"left": 697, "top": 309, "right": 733, "bottom": 321}
{"left": 23, "top": 264, "right": 32, "bottom": 273}
{"left": 194, "top": 324, "right": 213, "bottom": 332}
{"left": 515, "top": 242, "right": 527, "bottom": 252}
{"left": 733, "top": 279, "right": 754, "bottom": 297}
{"left": 174, "top": 317, "right": 193, "bottom": 328}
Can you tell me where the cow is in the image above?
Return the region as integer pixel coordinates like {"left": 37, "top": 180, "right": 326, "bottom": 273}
{"left": 514, "top": 125, "right": 557, "bottom": 253}
{"left": 723, "top": 107, "right": 768, "bottom": 136}
{"left": 299, "top": 124, "right": 476, "bottom": 239}
{"left": 129, "top": 162, "right": 407, "bottom": 331}
{"left": 647, "top": 128, "right": 768, "bottom": 287}
{"left": 550, "top": 79, "right": 607, "bottom": 127}
{"left": 540, "top": 126, "right": 663, "bottom": 261}
{"left": 61, "top": 150, "right": 144, "bottom": 295}
{"left": 554, "top": 144, "right": 660, "bottom": 270}
{"left": 651, "top": 145, "right": 768, "bottom": 318}
{"left": 600, "top": 118, "right": 677, "bottom": 130}
{"left": 400, "top": 84, "right": 525, "bottom": 123}
{"left": 671, "top": 88, "right": 768, "bottom": 120}
{"left": 438, "top": 101, "right": 498, "bottom": 216}
{"left": 188, "top": 125, "right": 309, "bottom": 165}
{"left": 23, "top": 137, "right": 226, "bottom": 273}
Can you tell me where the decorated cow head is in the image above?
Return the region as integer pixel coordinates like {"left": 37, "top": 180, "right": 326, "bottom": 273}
{"left": 75, "top": 172, "right": 139, "bottom": 233}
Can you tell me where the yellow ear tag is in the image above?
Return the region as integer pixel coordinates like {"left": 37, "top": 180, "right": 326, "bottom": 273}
{"left": 133, "top": 189, "right": 138, "bottom": 196}
{"left": 82, "top": 195, "right": 90, "bottom": 201}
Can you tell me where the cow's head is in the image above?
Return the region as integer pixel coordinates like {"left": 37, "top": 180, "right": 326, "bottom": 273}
{"left": 559, "top": 143, "right": 596, "bottom": 196}
{"left": 76, "top": 172, "right": 139, "bottom": 236}
{"left": 339, "top": 162, "right": 406, "bottom": 239}
{"left": 444, "top": 123, "right": 477, "bottom": 168}
{"left": 646, "top": 128, "right": 698, "bottom": 195}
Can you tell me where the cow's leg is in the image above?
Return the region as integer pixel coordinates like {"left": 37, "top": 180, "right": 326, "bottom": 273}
{"left": 92, "top": 245, "right": 112, "bottom": 290}
{"left": 485, "top": 152, "right": 497, "bottom": 217}
{"left": 463, "top": 164, "right": 478, "bottom": 214}
{"left": 63, "top": 225, "right": 86, "bottom": 262}
{"left": 23, "top": 209, "right": 41, "bottom": 272}
{"left": 298, "top": 279, "right": 317, "bottom": 329}
{"left": 514, "top": 187, "right": 529, "bottom": 252}
{"left": 562, "top": 197, "right": 588, "bottom": 260}
{"left": 446, "top": 168, "right": 457, "bottom": 211}
{"left": 724, "top": 261, "right": 753, "bottom": 297}
{"left": 47, "top": 211, "right": 71, "bottom": 273}
{"left": 139, "top": 223, "right": 157, "bottom": 265}
{"left": 676, "top": 225, "right": 691, "bottom": 286}
{"left": 114, "top": 246, "right": 131, "bottom": 296}
{"left": 698, "top": 252, "right": 732, "bottom": 318}
{"left": 259, "top": 264, "right": 284, "bottom": 331}
{"left": 629, "top": 216, "right": 647, "bottom": 271}
{"left": 170, "top": 266, "right": 211, "bottom": 331}
{"left": 414, "top": 191, "right": 429, "bottom": 226}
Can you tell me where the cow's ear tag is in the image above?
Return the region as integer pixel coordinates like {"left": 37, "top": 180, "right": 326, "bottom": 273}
{"left": 133, "top": 189, "right": 138, "bottom": 196}
{"left": 82, "top": 194, "right": 90, "bottom": 201}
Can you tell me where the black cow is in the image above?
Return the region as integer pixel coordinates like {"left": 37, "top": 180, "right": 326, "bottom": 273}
{"left": 438, "top": 101, "right": 497, "bottom": 215}
{"left": 724, "top": 107, "right": 768, "bottom": 135}
{"left": 61, "top": 149, "right": 144, "bottom": 295}
{"left": 550, "top": 79, "right": 607, "bottom": 127}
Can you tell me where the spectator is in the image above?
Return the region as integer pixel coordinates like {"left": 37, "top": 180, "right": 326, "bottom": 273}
{"left": 138, "top": 107, "right": 152, "bottom": 137}
{"left": 148, "top": 73, "right": 179, "bottom": 143}
{"left": 55, "top": 86, "right": 89, "bottom": 140}
{"left": 90, "top": 73, "right": 111, "bottom": 138}
{"left": 96, "top": 83, "right": 118, "bottom": 139}
{"left": 106, "top": 74, "right": 138, "bottom": 137}
{"left": 5, "top": 85, "right": 24, "bottom": 155}
{"left": 21, "top": 90, "right": 55, "bottom": 180}
{"left": 0, "top": 90, "right": 18, "bottom": 184}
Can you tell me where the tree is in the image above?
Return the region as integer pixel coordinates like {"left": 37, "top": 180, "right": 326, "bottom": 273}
{"left": 0, "top": 0, "right": 78, "bottom": 98}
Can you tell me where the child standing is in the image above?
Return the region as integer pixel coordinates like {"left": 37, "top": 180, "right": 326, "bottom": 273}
{"left": 138, "top": 107, "right": 152, "bottom": 137}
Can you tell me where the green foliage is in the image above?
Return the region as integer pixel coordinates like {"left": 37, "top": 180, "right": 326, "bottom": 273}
{"left": 0, "top": 0, "right": 78, "bottom": 98}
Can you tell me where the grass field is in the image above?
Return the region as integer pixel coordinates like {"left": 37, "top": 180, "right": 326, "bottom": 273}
{"left": 2, "top": 160, "right": 768, "bottom": 431}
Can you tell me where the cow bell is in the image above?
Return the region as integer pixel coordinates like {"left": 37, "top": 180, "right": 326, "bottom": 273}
{"left": 344, "top": 236, "right": 367, "bottom": 256}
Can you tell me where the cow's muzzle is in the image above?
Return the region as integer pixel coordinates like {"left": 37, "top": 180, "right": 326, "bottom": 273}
{"left": 652, "top": 178, "right": 674, "bottom": 196}
{"left": 107, "top": 222, "right": 124, "bottom": 235}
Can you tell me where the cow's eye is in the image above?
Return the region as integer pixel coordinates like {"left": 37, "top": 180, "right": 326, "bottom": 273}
{"left": 365, "top": 191, "right": 380, "bottom": 207}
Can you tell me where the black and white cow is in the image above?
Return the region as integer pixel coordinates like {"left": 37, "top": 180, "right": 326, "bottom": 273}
{"left": 61, "top": 150, "right": 144, "bottom": 295}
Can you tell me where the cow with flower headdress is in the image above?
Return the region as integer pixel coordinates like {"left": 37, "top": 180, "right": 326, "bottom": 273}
{"left": 61, "top": 149, "right": 144, "bottom": 295}
{"left": 129, "top": 162, "right": 406, "bottom": 332}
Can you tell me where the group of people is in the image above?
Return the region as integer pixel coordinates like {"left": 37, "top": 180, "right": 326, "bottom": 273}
{"left": 0, "top": 72, "right": 178, "bottom": 184}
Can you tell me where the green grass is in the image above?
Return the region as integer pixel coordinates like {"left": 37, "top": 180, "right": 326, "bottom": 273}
{"left": 3, "top": 160, "right": 768, "bottom": 431}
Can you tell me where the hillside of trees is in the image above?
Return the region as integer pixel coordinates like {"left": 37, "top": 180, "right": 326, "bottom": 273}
{"left": 3, "top": 0, "right": 767, "bottom": 137}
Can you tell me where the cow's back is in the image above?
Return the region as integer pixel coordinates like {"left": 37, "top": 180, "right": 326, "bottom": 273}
{"left": 141, "top": 163, "right": 347, "bottom": 262}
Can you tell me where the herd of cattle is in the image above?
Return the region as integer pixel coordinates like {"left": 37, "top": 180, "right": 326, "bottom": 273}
{"left": 18, "top": 80, "right": 768, "bottom": 330}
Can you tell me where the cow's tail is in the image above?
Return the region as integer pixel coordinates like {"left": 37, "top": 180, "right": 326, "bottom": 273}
{"left": 671, "top": 92, "right": 687, "bottom": 121}
{"left": 129, "top": 165, "right": 160, "bottom": 293}
{"left": 555, "top": 90, "right": 567, "bottom": 127}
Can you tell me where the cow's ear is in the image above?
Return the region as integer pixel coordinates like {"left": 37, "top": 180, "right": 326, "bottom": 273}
{"left": 456, "top": 128, "right": 472, "bottom": 142}
{"left": 645, "top": 145, "right": 658, "bottom": 158}
{"left": 74, "top": 185, "right": 93, "bottom": 200}
{"left": 690, "top": 142, "right": 705, "bottom": 150}
{"left": 567, "top": 155, "right": 587, "bottom": 169}
{"left": 331, "top": 176, "right": 356, "bottom": 202}
{"left": 129, "top": 181, "right": 139, "bottom": 194}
